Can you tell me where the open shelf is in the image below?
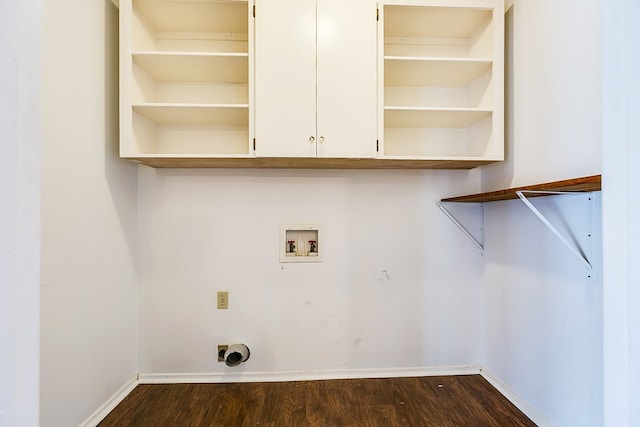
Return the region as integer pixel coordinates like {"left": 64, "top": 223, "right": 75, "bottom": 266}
{"left": 384, "top": 5, "right": 493, "bottom": 58}
{"left": 384, "top": 57, "right": 492, "bottom": 88}
{"left": 133, "top": 104, "right": 248, "bottom": 126}
{"left": 385, "top": 108, "right": 491, "bottom": 128}
{"left": 133, "top": 53, "right": 248, "bottom": 83}
{"left": 130, "top": 104, "right": 249, "bottom": 156}
{"left": 131, "top": 117, "right": 249, "bottom": 156}
{"left": 134, "top": 0, "right": 247, "bottom": 33}
{"left": 438, "top": 175, "right": 601, "bottom": 269}
{"left": 382, "top": 115, "right": 495, "bottom": 158}
{"left": 121, "top": 0, "right": 252, "bottom": 159}
{"left": 379, "top": 1, "right": 503, "bottom": 162}
{"left": 132, "top": 53, "right": 248, "bottom": 105}
{"left": 133, "top": 0, "right": 248, "bottom": 52}
{"left": 441, "top": 175, "right": 602, "bottom": 203}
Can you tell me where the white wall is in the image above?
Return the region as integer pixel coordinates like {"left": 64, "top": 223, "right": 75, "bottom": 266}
{"left": 39, "top": 1, "right": 139, "bottom": 426}
{"left": 482, "top": 195, "right": 602, "bottom": 426}
{"left": 0, "top": 2, "right": 41, "bottom": 426}
{"left": 138, "top": 169, "right": 485, "bottom": 378}
{"left": 601, "top": 0, "right": 640, "bottom": 425}
{"left": 482, "top": 0, "right": 601, "bottom": 190}
{"left": 481, "top": 1, "right": 603, "bottom": 426}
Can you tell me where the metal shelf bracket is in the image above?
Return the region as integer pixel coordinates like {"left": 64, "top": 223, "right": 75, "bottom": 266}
{"left": 516, "top": 190, "right": 593, "bottom": 270}
{"left": 437, "top": 201, "right": 484, "bottom": 254}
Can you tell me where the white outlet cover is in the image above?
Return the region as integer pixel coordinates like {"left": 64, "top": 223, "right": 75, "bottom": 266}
{"left": 280, "top": 224, "right": 323, "bottom": 263}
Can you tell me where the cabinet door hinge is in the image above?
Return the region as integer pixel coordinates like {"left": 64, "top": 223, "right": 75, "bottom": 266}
{"left": 253, "top": 138, "right": 256, "bottom": 151}
{"left": 376, "top": 7, "right": 379, "bottom": 21}
{"left": 253, "top": 4, "right": 256, "bottom": 18}
{"left": 376, "top": 139, "right": 379, "bottom": 152}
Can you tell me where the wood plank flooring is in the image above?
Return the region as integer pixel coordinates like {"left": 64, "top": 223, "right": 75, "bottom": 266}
{"left": 98, "top": 375, "right": 536, "bottom": 426}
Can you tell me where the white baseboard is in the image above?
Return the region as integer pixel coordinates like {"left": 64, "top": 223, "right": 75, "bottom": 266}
{"left": 480, "top": 367, "right": 553, "bottom": 427}
{"left": 79, "top": 375, "right": 139, "bottom": 427}
{"left": 138, "top": 365, "right": 482, "bottom": 384}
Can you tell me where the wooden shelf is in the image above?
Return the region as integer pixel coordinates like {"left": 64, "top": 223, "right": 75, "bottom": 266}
{"left": 441, "top": 175, "right": 602, "bottom": 203}
{"left": 438, "top": 174, "right": 600, "bottom": 267}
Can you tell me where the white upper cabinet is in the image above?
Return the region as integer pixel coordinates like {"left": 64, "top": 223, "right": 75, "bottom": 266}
{"left": 116, "top": 0, "right": 505, "bottom": 168}
{"left": 119, "top": 0, "right": 253, "bottom": 159}
{"left": 254, "top": 0, "right": 378, "bottom": 158}
{"left": 378, "top": 0, "right": 504, "bottom": 161}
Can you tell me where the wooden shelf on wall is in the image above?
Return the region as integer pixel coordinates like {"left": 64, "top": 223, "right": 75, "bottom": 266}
{"left": 441, "top": 174, "right": 602, "bottom": 203}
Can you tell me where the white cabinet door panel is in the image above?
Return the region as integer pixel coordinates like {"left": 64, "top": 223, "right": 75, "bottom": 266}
{"left": 316, "top": 0, "right": 377, "bottom": 158}
{"left": 255, "top": 0, "right": 317, "bottom": 157}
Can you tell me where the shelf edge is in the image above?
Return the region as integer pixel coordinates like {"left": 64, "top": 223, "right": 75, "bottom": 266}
{"left": 441, "top": 175, "right": 602, "bottom": 203}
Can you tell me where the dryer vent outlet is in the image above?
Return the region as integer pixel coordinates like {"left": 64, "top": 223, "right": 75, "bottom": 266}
{"left": 223, "top": 343, "right": 251, "bottom": 367}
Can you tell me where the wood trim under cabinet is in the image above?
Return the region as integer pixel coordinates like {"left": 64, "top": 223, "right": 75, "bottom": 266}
{"left": 124, "top": 157, "right": 499, "bottom": 169}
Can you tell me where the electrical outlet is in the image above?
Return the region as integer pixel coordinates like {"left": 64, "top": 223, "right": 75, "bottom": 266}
{"left": 217, "top": 291, "right": 229, "bottom": 309}
{"left": 218, "top": 345, "right": 229, "bottom": 362}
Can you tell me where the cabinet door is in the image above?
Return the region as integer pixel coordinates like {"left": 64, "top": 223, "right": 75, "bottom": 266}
{"left": 316, "top": 0, "right": 377, "bottom": 158}
{"left": 255, "top": 0, "right": 317, "bottom": 157}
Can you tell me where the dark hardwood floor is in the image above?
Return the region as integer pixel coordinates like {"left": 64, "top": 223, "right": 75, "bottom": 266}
{"left": 98, "top": 375, "right": 536, "bottom": 426}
